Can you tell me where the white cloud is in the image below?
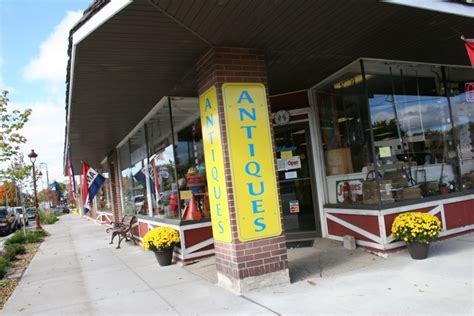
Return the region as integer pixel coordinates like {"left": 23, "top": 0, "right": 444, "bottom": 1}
{"left": 12, "top": 11, "right": 83, "bottom": 185}
{"left": 23, "top": 11, "right": 82, "bottom": 86}
{"left": 11, "top": 101, "right": 66, "bottom": 184}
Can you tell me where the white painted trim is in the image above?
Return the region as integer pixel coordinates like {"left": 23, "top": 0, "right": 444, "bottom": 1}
{"left": 381, "top": 195, "right": 474, "bottom": 215}
{"left": 307, "top": 90, "right": 329, "bottom": 238}
{"left": 378, "top": 213, "right": 387, "bottom": 246}
{"left": 326, "top": 234, "right": 384, "bottom": 250}
{"left": 72, "top": 0, "right": 133, "bottom": 45}
{"left": 326, "top": 213, "right": 382, "bottom": 244}
{"left": 182, "top": 249, "right": 215, "bottom": 260}
{"left": 325, "top": 208, "right": 380, "bottom": 216}
{"left": 384, "top": 240, "right": 406, "bottom": 250}
{"left": 384, "top": 0, "right": 474, "bottom": 19}
{"left": 439, "top": 225, "right": 474, "bottom": 237}
{"left": 183, "top": 238, "right": 214, "bottom": 255}
{"left": 135, "top": 218, "right": 180, "bottom": 230}
{"left": 179, "top": 226, "right": 187, "bottom": 250}
{"left": 181, "top": 221, "right": 213, "bottom": 230}
{"left": 270, "top": 89, "right": 308, "bottom": 98}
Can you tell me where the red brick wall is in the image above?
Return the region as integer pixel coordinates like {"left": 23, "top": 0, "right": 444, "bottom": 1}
{"left": 196, "top": 47, "right": 288, "bottom": 280}
{"left": 107, "top": 150, "right": 123, "bottom": 223}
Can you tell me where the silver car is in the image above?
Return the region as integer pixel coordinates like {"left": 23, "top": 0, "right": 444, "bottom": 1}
{"left": 13, "top": 206, "right": 29, "bottom": 226}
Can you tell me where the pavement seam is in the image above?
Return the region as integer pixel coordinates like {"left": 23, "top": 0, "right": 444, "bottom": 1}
{"left": 240, "top": 295, "right": 281, "bottom": 315}
{"left": 111, "top": 251, "right": 182, "bottom": 316}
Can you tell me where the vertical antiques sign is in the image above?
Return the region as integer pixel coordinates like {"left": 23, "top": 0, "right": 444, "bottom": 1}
{"left": 222, "top": 83, "right": 282, "bottom": 242}
{"left": 199, "top": 87, "right": 232, "bottom": 243}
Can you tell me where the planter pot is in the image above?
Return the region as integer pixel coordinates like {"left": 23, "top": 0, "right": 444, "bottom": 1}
{"left": 407, "top": 241, "right": 430, "bottom": 260}
{"left": 154, "top": 249, "right": 173, "bottom": 266}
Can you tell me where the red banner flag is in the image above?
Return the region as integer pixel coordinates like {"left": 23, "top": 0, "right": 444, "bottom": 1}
{"left": 462, "top": 36, "right": 474, "bottom": 68}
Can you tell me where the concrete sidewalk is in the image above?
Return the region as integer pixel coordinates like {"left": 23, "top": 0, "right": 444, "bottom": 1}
{"left": 2, "top": 215, "right": 473, "bottom": 315}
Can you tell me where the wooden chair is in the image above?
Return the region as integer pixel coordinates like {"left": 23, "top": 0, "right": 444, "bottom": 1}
{"left": 106, "top": 215, "right": 138, "bottom": 249}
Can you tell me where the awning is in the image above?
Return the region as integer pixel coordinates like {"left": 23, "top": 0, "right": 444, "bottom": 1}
{"left": 66, "top": 0, "right": 473, "bottom": 172}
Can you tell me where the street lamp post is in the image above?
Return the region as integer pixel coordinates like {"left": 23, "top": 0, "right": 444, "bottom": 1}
{"left": 28, "top": 149, "right": 42, "bottom": 230}
{"left": 39, "top": 162, "right": 50, "bottom": 207}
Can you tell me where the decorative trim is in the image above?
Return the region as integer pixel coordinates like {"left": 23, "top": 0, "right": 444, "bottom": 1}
{"left": 326, "top": 213, "right": 382, "bottom": 244}
{"left": 327, "top": 234, "right": 384, "bottom": 250}
{"left": 183, "top": 238, "right": 214, "bottom": 255}
{"left": 381, "top": 194, "right": 474, "bottom": 215}
{"left": 72, "top": 0, "right": 133, "bottom": 45}
{"left": 439, "top": 225, "right": 474, "bottom": 237}
{"left": 325, "top": 208, "right": 380, "bottom": 216}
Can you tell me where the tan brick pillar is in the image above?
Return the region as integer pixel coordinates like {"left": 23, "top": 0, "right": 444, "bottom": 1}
{"left": 196, "top": 47, "right": 290, "bottom": 293}
{"left": 108, "top": 150, "right": 123, "bottom": 223}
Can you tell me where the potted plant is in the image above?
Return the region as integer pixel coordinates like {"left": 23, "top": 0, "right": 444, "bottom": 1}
{"left": 391, "top": 212, "right": 442, "bottom": 260}
{"left": 142, "top": 226, "right": 180, "bottom": 266}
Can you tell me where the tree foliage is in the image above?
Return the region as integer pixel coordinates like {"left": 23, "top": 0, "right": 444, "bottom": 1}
{"left": 0, "top": 90, "right": 32, "bottom": 162}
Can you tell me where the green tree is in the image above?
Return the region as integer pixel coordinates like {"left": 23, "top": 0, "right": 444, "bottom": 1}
{"left": 0, "top": 154, "right": 32, "bottom": 206}
{"left": 0, "top": 90, "right": 32, "bottom": 162}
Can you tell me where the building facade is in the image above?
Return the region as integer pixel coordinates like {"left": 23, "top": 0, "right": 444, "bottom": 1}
{"left": 65, "top": 0, "right": 474, "bottom": 292}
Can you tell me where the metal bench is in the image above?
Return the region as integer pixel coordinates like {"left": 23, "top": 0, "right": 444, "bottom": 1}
{"left": 106, "top": 215, "right": 138, "bottom": 249}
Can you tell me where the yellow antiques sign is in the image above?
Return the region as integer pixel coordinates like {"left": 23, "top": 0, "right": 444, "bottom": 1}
{"left": 222, "top": 83, "right": 282, "bottom": 242}
{"left": 199, "top": 86, "right": 232, "bottom": 242}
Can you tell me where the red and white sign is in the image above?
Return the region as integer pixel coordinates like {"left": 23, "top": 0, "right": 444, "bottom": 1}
{"left": 336, "top": 179, "right": 363, "bottom": 203}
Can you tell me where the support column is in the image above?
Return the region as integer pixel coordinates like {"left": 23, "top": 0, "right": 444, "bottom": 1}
{"left": 196, "top": 47, "right": 290, "bottom": 293}
{"left": 108, "top": 150, "right": 123, "bottom": 223}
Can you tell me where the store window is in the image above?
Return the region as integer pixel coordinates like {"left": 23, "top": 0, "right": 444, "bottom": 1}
{"left": 313, "top": 59, "right": 471, "bottom": 208}
{"left": 364, "top": 60, "right": 460, "bottom": 203}
{"left": 96, "top": 174, "right": 112, "bottom": 212}
{"left": 315, "top": 62, "right": 375, "bottom": 206}
{"left": 118, "top": 128, "right": 149, "bottom": 216}
{"left": 445, "top": 66, "right": 474, "bottom": 191}
{"left": 118, "top": 97, "right": 209, "bottom": 221}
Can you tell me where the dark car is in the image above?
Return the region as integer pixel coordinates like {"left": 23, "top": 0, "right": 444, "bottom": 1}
{"left": 52, "top": 205, "right": 70, "bottom": 214}
{"left": 26, "top": 208, "right": 36, "bottom": 220}
{"left": 0, "top": 207, "right": 19, "bottom": 235}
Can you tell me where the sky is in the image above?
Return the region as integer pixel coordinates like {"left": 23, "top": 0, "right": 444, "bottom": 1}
{"left": 0, "top": 0, "right": 91, "bottom": 186}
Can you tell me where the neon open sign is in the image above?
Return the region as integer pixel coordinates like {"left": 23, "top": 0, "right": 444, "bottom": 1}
{"left": 467, "top": 83, "right": 474, "bottom": 102}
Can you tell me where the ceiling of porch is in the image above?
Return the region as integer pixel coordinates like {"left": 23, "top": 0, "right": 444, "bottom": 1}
{"left": 67, "top": 0, "right": 473, "bottom": 171}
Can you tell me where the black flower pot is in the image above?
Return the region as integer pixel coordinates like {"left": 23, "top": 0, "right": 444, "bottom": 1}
{"left": 407, "top": 241, "right": 430, "bottom": 260}
{"left": 154, "top": 249, "right": 173, "bottom": 266}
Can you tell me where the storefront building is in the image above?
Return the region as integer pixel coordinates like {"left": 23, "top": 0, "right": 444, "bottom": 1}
{"left": 65, "top": 0, "right": 473, "bottom": 292}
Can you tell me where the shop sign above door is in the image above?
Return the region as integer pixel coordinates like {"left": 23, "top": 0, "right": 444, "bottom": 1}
{"left": 199, "top": 87, "right": 232, "bottom": 243}
{"left": 222, "top": 83, "right": 282, "bottom": 242}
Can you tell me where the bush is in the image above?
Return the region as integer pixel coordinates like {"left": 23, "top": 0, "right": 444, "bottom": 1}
{"left": 39, "top": 210, "right": 59, "bottom": 225}
{"left": 0, "top": 257, "right": 9, "bottom": 279}
{"left": 4, "top": 244, "right": 26, "bottom": 261}
{"left": 143, "top": 226, "right": 180, "bottom": 251}
{"left": 391, "top": 212, "right": 442, "bottom": 244}
{"left": 5, "top": 229, "right": 47, "bottom": 246}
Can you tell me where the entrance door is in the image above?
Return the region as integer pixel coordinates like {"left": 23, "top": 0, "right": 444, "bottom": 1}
{"left": 274, "top": 121, "right": 321, "bottom": 237}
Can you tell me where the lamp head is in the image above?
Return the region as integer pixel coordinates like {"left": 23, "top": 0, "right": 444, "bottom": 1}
{"left": 28, "top": 149, "right": 38, "bottom": 164}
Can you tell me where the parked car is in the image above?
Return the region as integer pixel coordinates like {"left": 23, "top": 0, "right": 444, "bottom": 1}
{"left": 0, "top": 206, "right": 19, "bottom": 235}
{"left": 13, "top": 206, "right": 29, "bottom": 226}
{"left": 52, "top": 205, "right": 70, "bottom": 214}
{"left": 26, "top": 208, "right": 36, "bottom": 220}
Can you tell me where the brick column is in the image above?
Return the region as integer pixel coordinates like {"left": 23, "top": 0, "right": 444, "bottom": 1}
{"left": 196, "top": 47, "right": 289, "bottom": 293}
{"left": 107, "top": 150, "right": 123, "bottom": 223}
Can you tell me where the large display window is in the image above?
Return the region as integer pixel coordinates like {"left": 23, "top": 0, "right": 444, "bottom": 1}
{"left": 118, "top": 97, "right": 209, "bottom": 222}
{"left": 313, "top": 59, "right": 473, "bottom": 208}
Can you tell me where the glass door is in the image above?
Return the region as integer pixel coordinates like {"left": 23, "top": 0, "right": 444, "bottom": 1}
{"left": 274, "top": 121, "right": 320, "bottom": 235}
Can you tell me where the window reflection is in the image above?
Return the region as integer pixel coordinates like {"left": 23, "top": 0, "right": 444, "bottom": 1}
{"left": 314, "top": 59, "right": 471, "bottom": 208}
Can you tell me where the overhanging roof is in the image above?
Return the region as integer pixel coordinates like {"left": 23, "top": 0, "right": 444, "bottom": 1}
{"left": 65, "top": 0, "right": 473, "bottom": 173}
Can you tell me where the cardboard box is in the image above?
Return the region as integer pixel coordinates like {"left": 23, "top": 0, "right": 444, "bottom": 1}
{"left": 395, "top": 187, "right": 422, "bottom": 201}
{"left": 325, "top": 148, "right": 353, "bottom": 176}
{"left": 363, "top": 180, "right": 393, "bottom": 204}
